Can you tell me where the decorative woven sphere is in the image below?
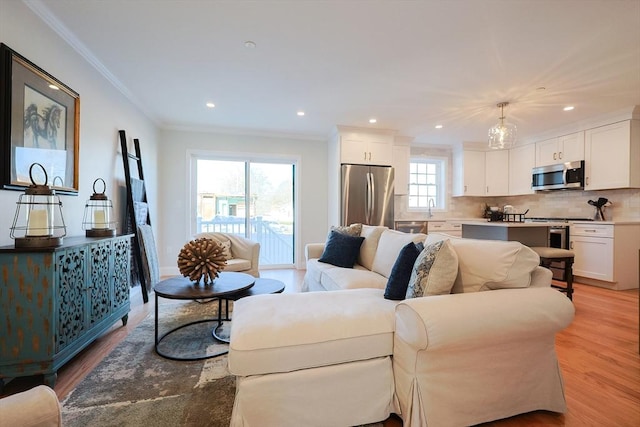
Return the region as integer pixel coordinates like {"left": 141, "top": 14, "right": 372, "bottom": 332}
{"left": 177, "top": 237, "right": 227, "bottom": 284}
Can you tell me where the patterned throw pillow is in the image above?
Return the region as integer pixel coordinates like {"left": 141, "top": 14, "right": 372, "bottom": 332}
{"left": 318, "top": 230, "right": 365, "bottom": 268}
{"left": 406, "top": 239, "right": 459, "bottom": 298}
{"left": 330, "top": 223, "right": 363, "bottom": 237}
{"left": 210, "top": 237, "right": 233, "bottom": 260}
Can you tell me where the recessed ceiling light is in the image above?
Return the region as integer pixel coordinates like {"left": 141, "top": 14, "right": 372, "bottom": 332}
{"left": 244, "top": 40, "right": 256, "bottom": 49}
{"left": 297, "top": 111, "right": 305, "bottom": 116}
{"left": 435, "top": 124, "right": 443, "bottom": 129}
{"left": 369, "top": 118, "right": 377, "bottom": 124}
{"left": 563, "top": 106, "right": 575, "bottom": 111}
{"left": 206, "top": 102, "right": 215, "bottom": 108}
{"left": 48, "top": 84, "right": 59, "bottom": 90}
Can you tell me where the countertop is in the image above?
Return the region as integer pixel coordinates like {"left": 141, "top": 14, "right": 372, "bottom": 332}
{"left": 459, "top": 220, "right": 570, "bottom": 228}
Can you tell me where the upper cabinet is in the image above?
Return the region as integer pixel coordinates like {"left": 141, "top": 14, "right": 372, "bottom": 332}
{"left": 453, "top": 149, "right": 485, "bottom": 196}
{"left": 535, "top": 131, "right": 584, "bottom": 167}
{"left": 584, "top": 120, "right": 640, "bottom": 190}
{"left": 509, "top": 143, "right": 535, "bottom": 195}
{"left": 392, "top": 142, "right": 411, "bottom": 195}
{"left": 340, "top": 133, "right": 393, "bottom": 166}
{"left": 485, "top": 150, "right": 509, "bottom": 196}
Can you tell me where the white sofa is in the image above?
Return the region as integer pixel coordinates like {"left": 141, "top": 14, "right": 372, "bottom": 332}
{"left": 194, "top": 232, "right": 260, "bottom": 277}
{"left": 228, "top": 230, "right": 575, "bottom": 427}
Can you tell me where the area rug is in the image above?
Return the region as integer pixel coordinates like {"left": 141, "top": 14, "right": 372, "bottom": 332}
{"left": 61, "top": 298, "right": 385, "bottom": 427}
{"left": 61, "top": 299, "right": 235, "bottom": 427}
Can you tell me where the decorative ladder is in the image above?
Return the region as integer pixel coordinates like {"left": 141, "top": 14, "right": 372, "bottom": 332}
{"left": 119, "top": 129, "right": 151, "bottom": 303}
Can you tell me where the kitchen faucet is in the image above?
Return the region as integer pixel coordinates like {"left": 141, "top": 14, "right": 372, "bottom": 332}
{"left": 428, "top": 198, "right": 435, "bottom": 218}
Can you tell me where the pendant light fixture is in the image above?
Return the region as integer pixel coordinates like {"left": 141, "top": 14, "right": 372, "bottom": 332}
{"left": 488, "top": 101, "right": 517, "bottom": 149}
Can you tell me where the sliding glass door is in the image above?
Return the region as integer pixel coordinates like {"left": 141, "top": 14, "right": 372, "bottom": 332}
{"left": 193, "top": 156, "right": 295, "bottom": 267}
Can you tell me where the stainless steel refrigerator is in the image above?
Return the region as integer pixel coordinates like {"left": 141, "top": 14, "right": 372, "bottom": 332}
{"left": 341, "top": 164, "right": 394, "bottom": 228}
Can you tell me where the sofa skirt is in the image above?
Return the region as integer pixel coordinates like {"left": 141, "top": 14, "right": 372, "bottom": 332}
{"left": 230, "top": 356, "right": 396, "bottom": 427}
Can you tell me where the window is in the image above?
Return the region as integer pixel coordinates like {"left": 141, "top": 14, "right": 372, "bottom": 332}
{"left": 408, "top": 158, "right": 446, "bottom": 210}
{"left": 190, "top": 155, "right": 296, "bottom": 267}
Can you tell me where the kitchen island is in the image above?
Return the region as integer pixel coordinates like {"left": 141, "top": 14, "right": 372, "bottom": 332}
{"left": 459, "top": 221, "right": 568, "bottom": 247}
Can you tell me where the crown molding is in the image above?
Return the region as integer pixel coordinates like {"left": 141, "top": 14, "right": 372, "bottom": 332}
{"left": 22, "top": 0, "right": 158, "bottom": 125}
{"left": 163, "top": 122, "right": 326, "bottom": 142}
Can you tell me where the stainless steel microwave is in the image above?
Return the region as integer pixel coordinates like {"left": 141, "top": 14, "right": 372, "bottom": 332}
{"left": 532, "top": 160, "right": 585, "bottom": 191}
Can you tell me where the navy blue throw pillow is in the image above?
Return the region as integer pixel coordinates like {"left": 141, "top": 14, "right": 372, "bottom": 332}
{"left": 318, "top": 230, "right": 365, "bottom": 268}
{"left": 384, "top": 242, "right": 422, "bottom": 300}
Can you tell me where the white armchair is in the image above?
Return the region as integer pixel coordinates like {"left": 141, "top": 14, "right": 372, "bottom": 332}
{"left": 194, "top": 232, "right": 260, "bottom": 277}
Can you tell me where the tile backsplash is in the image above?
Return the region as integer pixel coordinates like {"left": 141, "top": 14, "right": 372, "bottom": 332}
{"left": 396, "top": 188, "right": 640, "bottom": 221}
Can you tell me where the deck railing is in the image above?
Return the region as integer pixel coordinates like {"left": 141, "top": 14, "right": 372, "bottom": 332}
{"left": 197, "top": 216, "right": 293, "bottom": 265}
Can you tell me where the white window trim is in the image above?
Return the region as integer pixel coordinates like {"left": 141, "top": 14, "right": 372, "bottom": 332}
{"left": 407, "top": 156, "right": 447, "bottom": 213}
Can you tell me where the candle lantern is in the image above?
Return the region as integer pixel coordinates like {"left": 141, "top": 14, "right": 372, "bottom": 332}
{"left": 83, "top": 178, "right": 116, "bottom": 237}
{"left": 10, "top": 163, "right": 66, "bottom": 248}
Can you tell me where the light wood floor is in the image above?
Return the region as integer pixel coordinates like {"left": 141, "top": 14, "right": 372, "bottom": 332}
{"left": 3, "top": 270, "right": 639, "bottom": 426}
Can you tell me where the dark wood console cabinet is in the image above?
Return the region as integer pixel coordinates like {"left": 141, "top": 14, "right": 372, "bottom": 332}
{"left": 0, "top": 235, "right": 132, "bottom": 388}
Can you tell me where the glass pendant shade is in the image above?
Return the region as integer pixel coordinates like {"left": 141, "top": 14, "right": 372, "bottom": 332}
{"left": 10, "top": 163, "right": 66, "bottom": 248}
{"left": 488, "top": 102, "right": 517, "bottom": 149}
{"left": 83, "top": 178, "right": 116, "bottom": 237}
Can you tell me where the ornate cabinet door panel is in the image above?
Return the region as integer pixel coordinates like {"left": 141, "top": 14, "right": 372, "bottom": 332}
{"left": 89, "top": 240, "right": 111, "bottom": 326}
{"left": 55, "top": 246, "right": 87, "bottom": 352}
{"left": 112, "top": 237, "right": 131, "bottom": 312}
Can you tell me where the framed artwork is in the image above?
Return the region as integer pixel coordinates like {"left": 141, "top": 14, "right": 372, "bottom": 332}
{"left": 0, "top": 43, "right": 79, "bottom": 194}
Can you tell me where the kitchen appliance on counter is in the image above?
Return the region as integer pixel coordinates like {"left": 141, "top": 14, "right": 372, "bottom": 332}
{"left": 394, "top": 220, "right": 428, "bottom": 234}
{"left": 341, "top": 164, "right": 394, "bottom": 228}
{"left": 532, "top": 160, "right": 585, "bottom": 191}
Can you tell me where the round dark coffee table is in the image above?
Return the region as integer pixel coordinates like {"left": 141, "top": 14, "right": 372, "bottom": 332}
{"left": 154, "top": 272, "right": 285, "bottom": 360}
{"left": 154, "top": 272, "right": 255, "bottom": 360}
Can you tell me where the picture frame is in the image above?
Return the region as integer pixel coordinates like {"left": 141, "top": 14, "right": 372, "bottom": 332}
{"left": 0, "top": 43, "right": 79, "bottom": 195}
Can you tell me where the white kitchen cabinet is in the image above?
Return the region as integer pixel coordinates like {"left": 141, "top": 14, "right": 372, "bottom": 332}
{"left": 453, "top": 150, "right": 485, "bottom": 196}
{"left": 392, "top": 144, "right": 410, "bottom": 195}
{"left": 340, "top": 134, "right": 393, "bottom": 166}
{"left": 485, "top": 150, "right": 509, "bottom": 196}
{"left": 453, "top": 149, "right": 509, "bottom": 196}
{"left": 570, "top": 222, "right": 640, "bottom": 290}
{"left": 508, "top": 143, "right": 535, "bottom": 195}
{"left": 535, "top": 132, "right": 584, "bottom": 167}
{"left": 584, "top": 120, "right": 640, "bottom": 190}
{"left": 427, "top": 221, "right": 462, "bottom": 237}
{"left": 571, "top": 235, "right": 614, "bottom": 282}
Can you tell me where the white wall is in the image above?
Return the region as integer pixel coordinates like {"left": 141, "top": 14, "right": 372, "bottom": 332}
{"left": 157, "top": 128, "right": 328, "bottom": 275}
{"left": 0, "top": 1, "right": 158, "bottom": 247}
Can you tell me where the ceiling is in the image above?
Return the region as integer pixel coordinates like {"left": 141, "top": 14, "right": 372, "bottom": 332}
{"left": 26, "top": 0, "right": 640, "bottom": 145}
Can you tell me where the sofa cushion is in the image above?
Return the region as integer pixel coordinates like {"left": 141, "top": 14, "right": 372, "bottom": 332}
{"left": 228, "top": 288, "right": 398, "bottom": 376}
{"left": 372, "top": 230, "right": 425, "bottom": 278}
{"left": 357, "top": 225, "right": 387, "bottom": 270}
{"left": 426, "top": 234, "right": 541, "bottom": 293}
{"left": 318, "top": 230, "right": 365, "bottom": 268}
{"left": 384, "top": 242, "right": 422, "bottom": 300}
{"left": 406, "top": 239, "right": 459, "bottom": 298}
{"left": 321, "top": 263, "right": 389, "bottom": 291}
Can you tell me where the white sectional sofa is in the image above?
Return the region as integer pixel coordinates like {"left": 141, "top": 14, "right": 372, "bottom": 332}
{"left": 228, "top": 227, "right": 575, "bottom": 427}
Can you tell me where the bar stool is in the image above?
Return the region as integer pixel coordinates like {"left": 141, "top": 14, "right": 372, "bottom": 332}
{"left": 530, "top": 247, "right": 575, "bottom": 300}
